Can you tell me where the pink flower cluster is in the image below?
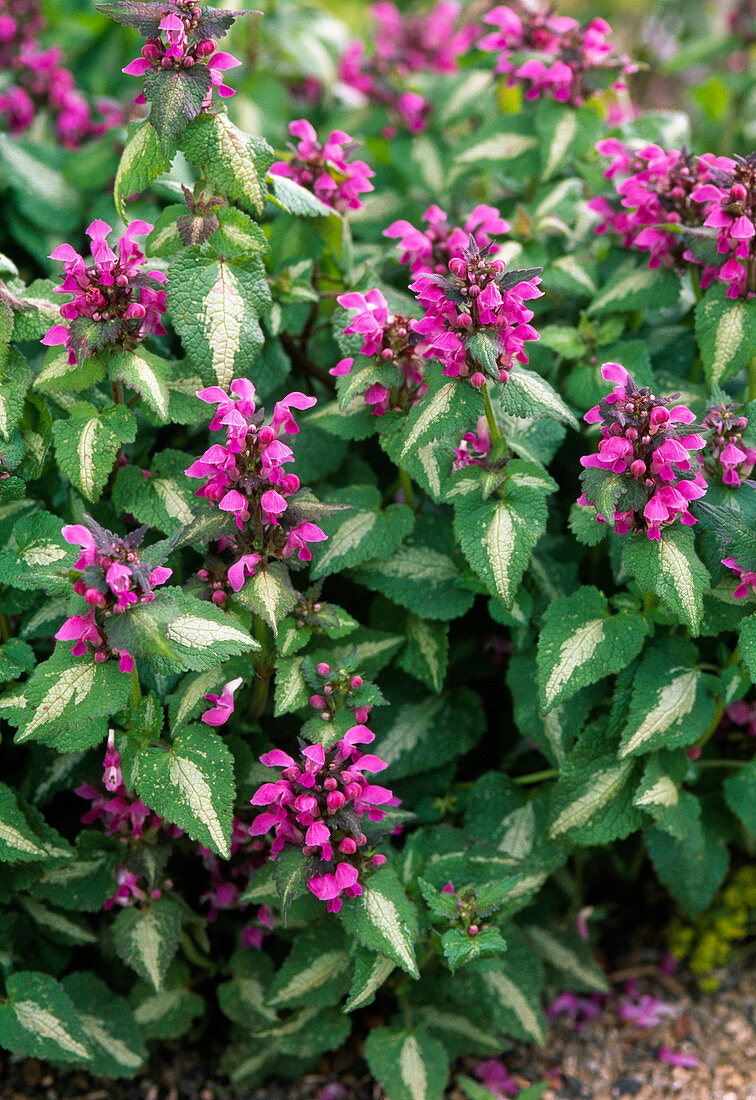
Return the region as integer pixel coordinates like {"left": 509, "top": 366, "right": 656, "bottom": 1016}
{"left": 384, "top": 203, "right": 509, "bottom": 275}
{"left": 580, "top": 362, "right": 707, "bottom": 541}
{"left": 479, "top": 3, "right": 635, "bottom": 106}
{"left": 0, "top": 1, "right": 123, "bottom": 147}
{"left": 410, "top": 236, "right": 542, "bottom": 383}
{"left": 123, "top": 9, "right": 241, "bottom": 108}
{"left": 332, "top": 289, "right": 429, "bottom": 416}
{"left": 692, "top": 154, "right": 756, "bottom": 297}
{"left": 722, "top": 556, "right": 756, "bottom": 598}
{"left": 452, "top": 416, "right": 491, "bottom": 470}
{"left": 250, "top": 666, "right": 394, "bottom": 914}
{"left": 339, "top": 1, "right": 476, "bottom": 132}
{"left": 186, "top": 380, "right": 326, "bottom": 593}
{"left": 702, "top": 400, "right": 756, "bottom": 487}
{"left": 42, "top": 219, "right": 167, "bottom": 366}
{"left": 271, "top": 119, "right": 374, "bottom": 213}
{"left": 55, "top": 518, "right": 172, "bottom": 673}
{"left": 198, "top": 817, "right": 274, "bottom": 948}
{"left": 589, "top": 141, "right": 722, "bottom": 274}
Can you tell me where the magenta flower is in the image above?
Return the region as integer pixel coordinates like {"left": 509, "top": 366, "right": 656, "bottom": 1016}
{"left": 618, "top": 981, "right": 676, "bottom": 1028}
{"left": 579, "top": 362, "right": 707, "bottom": 540}
{"left": 338, "top": 1, "right": 475, "bottom": 131}
{"left": 410, "top": 235, "right": 542, "bottom": 383}
{"left": 202, "top": 676, "right": 243, "bottom": 726}
{"left": 479, "top": 4, "right": 635, "bottom": 107}
{"left": 271, "top": 119, "right": 374, "bottom": 213}
{"left": 701, "top": 400, "right": 756, "bottom": 487}
{"left": 55, "top": 515, "right": 171, "bottom": 671}
{"left": 250, "top": 700, "right": 395, "bottom": 914}
{"left": 121, "top": 8, "right": 245, "bottom": 112}
{"left": 102, "top": 728, "right": 123, "bottom": 792}
{"left": 42, "top": 219, "right": 167, "bottom": 365}
{"left": 452, "top": 416, "right": 491, "bottom": 470}
{"left": 385, "top": 203, "right": 509, "bottom": 275}
{"left": 186, "top": 380, "right": 325, "bottom": 595}
{"left": 691, "top": 154, "right": 756, "bottom": 297}
{"left": 473, "top": 1058, "right": 519, "bottom": 1099}
{"left": 658, "top": 1046, "right": 698, "bottom": 1069}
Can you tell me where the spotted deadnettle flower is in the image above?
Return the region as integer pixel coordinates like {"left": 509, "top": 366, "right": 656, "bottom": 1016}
{"left": 122, "top": 8, "right": 243, "bottom": 109}
{"left": 701, "top": 400, "right": 756, "bottom": 487}
{"left": 338, "top": 1, "right": 476, "bottom": 132}
{"left": 42, "top": 219, "right": 167, "bottom": 365}
{"left": 692, "top": 153, "right": 756, "bottom": 297}
{"left": 270, "top": 120, "right": 374, "bottom": 213}
{"left": 333, "top": 289, "right": 429, "bottom": 415}
{"left": 589, "top": 142, "right": 722, "bottom": 276}
{"left": 250, "top": 700, "right": 394, "bottom": 914}
{"left": 186, "top": 379, "right": 326, "bottom": 595}
{"left": 479, "top": 3, "right": 636, "bottom": 107}
{"left": 722, "top": 556, "right": 756, "bottom": 598}
{"left": 579, "top": 362, "right": 707, "bottom": 541}
{"left": 202, "top": 676, "right": 243, "bottom": 726}
{"left": 55, "top": 516, "right": 171, "bottom": 672}
{"left": 384, "top": 203, "right": 509, "bottom": 275}
{"left": 452, "top": 416, "right": 491, "bottom": 470}
{"left": 410, "top": 235, "right": 542, "bottom": 384}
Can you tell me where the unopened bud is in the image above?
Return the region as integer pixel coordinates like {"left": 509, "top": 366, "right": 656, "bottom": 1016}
{"left": 309, "top": 694, "right": 326, "bottom": 709}
{"left": 350, "top": 675, "right": 363, "bottom": 689}
{"left": 211, "top": 590, "right": 227, "bottom": 605}
{"left": 470, "top": 372, "right": 486, "bottom": 388}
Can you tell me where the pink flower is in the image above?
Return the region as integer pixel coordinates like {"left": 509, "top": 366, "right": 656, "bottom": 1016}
{"left": 580, "top": 363, "right": 707, "bottom": 539}
{"left": 658, "top": 1046, "right": 698, "bottom": 1068}
{"left": 227, "top": 553, "right": 261, "bottom": 593}
{"left": 385, "top": 203, "right": 509, "bottom": 275}
{"left": 202, "top": 676, "right": 243, "bottom": 726}
{"left": 271, "top": 120, "right": 374, "bottom": 213}
{"left": 43, "top": 220, "right": 166, "bottom": 364}
{"left": 102, "top": 728, "right": 123, "bottom": 792}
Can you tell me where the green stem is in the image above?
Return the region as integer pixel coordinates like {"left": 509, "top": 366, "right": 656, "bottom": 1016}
{"left": 512, "top": 767, "right": 558, "bottom": 786}
{"left": 129, "top": 666, "right": 141, "bottom": 708}
{"left": 697, "top": 758, "right": 748, "bottom": 769}
{"left": 399, "top": 468, "right": 416, "bottom": 510}
{"left": 482, "top": 386, "right": 502, "bottom": 446}
{"left": 180, "top": 931, "right": 215, "bottom": 971}
{"left": 0, "top": 611, "right": 9, "bottom": 643}
{"left": 111, "top": 379, "right": 124, "bottom": 406}
{"left": 749, "top": 353, "right": 756, "bottom": 402}
{"left": 696, "top": 644, "right": 741, "bottom": 750}
{"left": 249, "top": 616, "right": 272, "bottom": 720}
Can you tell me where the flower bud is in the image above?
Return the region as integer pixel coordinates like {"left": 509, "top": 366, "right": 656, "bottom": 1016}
{"left": 470, "top": 372, "right": 486, "bottom": 388}
{"left": 309, "top": 694, "right": 325, "bottom": 709}
{"left": 350, "top": 675, "right": 363, "bottom": 689}
{"left": 211, "top": 590, "right": 227, "bottom": 605}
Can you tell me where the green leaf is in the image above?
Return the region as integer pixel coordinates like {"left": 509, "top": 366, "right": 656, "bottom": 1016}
{"left": 33, "top": 348, "right": 106, "bottom": 394}
{"left": 0, "top": 971, "right": 93, "bottom": 1064}
{"left": 441, "top": 928, "right": 507, "bottom": 973}
{"left": 0, "top": 511, "right": 76, "bottom": 593}
{"left": 0, "top": 368, "right": 29, "bottom": 442}
{"left": 211, "top": 206, "right": 268, "bottom": 259}
{"left": 114, "top": 120, "right": 173, "bottom": 220}
{"left": 13, "top": 648, "right": 131, "bottom": 750}
{"left": 112, "top": 449, "right": 198, "bottom": 534}
{"left": 343, "top": 947, "right": 395, "bottom": 1013}
{"left": 143, "top": 65, "right": 212, "bottom": 149}
{"left": 109, "top": 349, "right": 170, "bottom": 421}
{"left": 267, "top": 927, "right": 350, "bottom": 1009}
{"left": 695, "top": 282, "right": 756, "bottom": 386}
{"left": 549, "top": 724, "right": 642, "bottom": 845}
{"left": 342, "top": 867, "right": 420, "bottom": 978}
{"left": 62, "top": 973, "right": 147, "bottom": 1078}
{"left": 623, "top": 526, "right": 710, "bottom": 634}
{"left": 397, "top": 616, "right": 449, "bottom": 692}
{"left": 217, "top": 952, "right": 277, "bottom": 1028}
{"left": 374, "top": 688, "right": 484, "bottom": 780}
{"left": 525, "top": 925, "right": 609, "bottom": 992}
{"left": 536, "top": 586, "right": 646, "bottom": 712}
{"left": 130, "top": 963, "right": 204, "bottom": 1040}
{"left": 587, "top": 261, "right": 681, "bottom": 315}
{"left": 268, "top": 172, "right": 334, "bottom": 217}
{"left": 112, "top": 896, "right": 183, "bottom": 991}
{"left": 311, "top": 486, "right": 414, "bottom": 579}
{"left": 645, "top": 817, "right": 729, "bottom": 918}
{"left": 0, "top": 781, "right": 62, "bottom": 863}
{"left": 454, "top": 478, "right": 548, "bottom": 609}
{"left": 365, "top": 1027, "right": 450, "bottom": 1100}
{"left": 500, "top": 367, "right": 578, "bottom": 428}
{"left": 724, "top": 758, "right": 756, "bottom": 837}
{"left": 352, "top": 540, "right": 473, "bottom": 621}
{"left": 394, "top": 369, "right": 484, "bottom": 461}
{"left": 135, "top": 725, "right": 234, "bottom": 857}
{"left": 52, "top": 401, "right": 137, "bottom": 501}
{"left": 272, "top": 844, "right": 312, "bottom": 923}
{"left": 32, "top": 832, "right": 120, "bottom": 910}
{"left": 104, "top": 589, "right": 258, "bottom": 673}
{"left": 453, "top": 933, "right": 546, "bottom": 1044}
{"left": 232, "top": 561, "right": 297, "bottom": 634}
{"left": 166, "top": 250, "right": 271, "bottom": 387}
{"left": 0, "top": 637, "right": 35, "bottom": 681}
{"left": 619, "top": 638, "right": 717, "bottom": 757}
{"left": 181, "top": 114, "right": 273, "bottom": 216}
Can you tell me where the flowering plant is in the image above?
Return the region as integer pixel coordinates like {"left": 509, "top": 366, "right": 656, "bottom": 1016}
{"left": 3, "top": 0, "right": 756, "bottom": 1095}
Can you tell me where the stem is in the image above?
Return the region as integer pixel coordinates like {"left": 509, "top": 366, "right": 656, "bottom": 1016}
{"left": 512, "top": 767, "right": 558, "bottom": 786}
{"left": 697, "top": 758, "right": 748, "bottom": 769}
{"left": 180, "top": 931, "right": 215, "bottom": 971}
{"left": 749, "top": 352, "right": 756, "bottom": 402}
{"left": 0, "top": 611, "right": 9, "bottom": 643}
{"left": 249, "top": 616, "right": 273, "bottom": 720}
{"left": 279, "top": 331, "right": 335, "bottom": 389}
{"left": 482, "top": 386, "right": 502, "bottom": 446}
{"left": 111, "top": 379, "right": 124, "bottom": 405}
{"left": 696, "top": 643, "right": 741, "bottom": 750}
{"left": 129, "top": 666, "right": 141, "bottom": 708}
{"left": 399, "top": 468, "right": 416, "bottom": 510}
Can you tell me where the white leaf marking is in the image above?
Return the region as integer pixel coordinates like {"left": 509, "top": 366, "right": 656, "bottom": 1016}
{"left": 544, "top": 619, "right": 605, "bottom": 707}
{"left": 13, "top": 1001, "right": 91, "bottom": 1058}
{"left": 550, "top": 761, "right": 634, "bottom": 836}
{"left": 169, "top": 753, "right": 229, "bottom": 856}
{"left": 620, "top": 670, "right": 699, "bottom": 756}
{"left": 400, "top": 1036, "right": 427, "bottom": 1100}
